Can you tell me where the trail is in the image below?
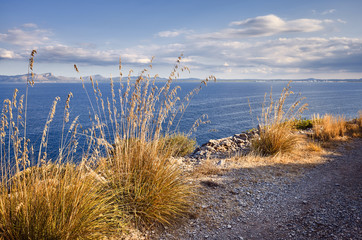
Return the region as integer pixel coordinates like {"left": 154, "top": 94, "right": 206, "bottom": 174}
{"left": 156, "top": 138, "right": 362, "bottom": 240}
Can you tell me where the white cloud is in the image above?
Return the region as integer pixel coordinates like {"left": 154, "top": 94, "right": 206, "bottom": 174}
{"left": 337, "top": 19, "right": 347, "bottom": 24}
{"left": 157, "top": 29, "right": 192, "bottom": 38}
{"left": 322, "top": 9, "right": 336, "bottom": 15}
{"left": 0, "top": 26, "right": 51, "bottom": 46}
{"left": 0, "top": 48, "right": 21, "bottom": 59}
{"left": 22, "top": 23, "right": 38, "bottom": 28}
{"left": 158, "top": 31, "right": 182, "bottom": 38}
{"left": 194, "top": 14, "right": 329, "bottom": 39}
{"left": 1, "top": 20, "right": 361, "bottom": 78}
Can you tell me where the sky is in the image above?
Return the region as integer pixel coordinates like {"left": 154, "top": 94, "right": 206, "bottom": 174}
{"left": 1, "top": 0, "right": 362, "bottom": 79}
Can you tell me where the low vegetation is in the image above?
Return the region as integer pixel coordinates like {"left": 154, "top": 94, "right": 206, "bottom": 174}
{"left": 312, "top": 114, "right": 347, "bottom": 141}
{"left": 292, "top": 118, "right": 313, "bottom": 130}
{"left": 0, "top": 51, "right": 361, "bottom": 239}
{"left": 0, "top": 51, "right": 212, "bottom": 238}
{"left": 251, "top": 82, "right": 308, "bottom": 156}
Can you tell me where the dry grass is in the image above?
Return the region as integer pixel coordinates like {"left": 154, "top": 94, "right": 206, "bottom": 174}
{"left": 77, "top": 56, "right": 213, "bottom": 227}
{"left": 251, "top": 82, "right": 307, "bottom": 156}
{"left": 312, "top": 114, "right": 347, "bottom": 141}
{"left": 346, "top": 111, "right": 362, "bottom": 138}
{"left": 252, "top": 124, "right": 302, "bottom": 156}
{"left": 0, "top": 50, "right": 214, "bottom": 238}
{"left": 0, "top": 60, "right": 123, "bottom": 239}
{"left": 306, "top": 141, "right": 324, "bottom": 152}
{"left": 99, "top": 139, "right": 193, "bottom": 226}
{"left": 0, "top": 163, "right": 121, "bottom": 240}
{"left": 193, "top": 159, "right": 226, "bottom": 177}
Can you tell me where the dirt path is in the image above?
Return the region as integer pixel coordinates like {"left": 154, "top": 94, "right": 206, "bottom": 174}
{"left": 240, "top": 139, "right": 362, "bottom": 240}
{"left": 156, "top": 138, "right": 362, "bottom": 240}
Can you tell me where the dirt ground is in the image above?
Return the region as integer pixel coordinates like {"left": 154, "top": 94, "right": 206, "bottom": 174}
{"left": 154, "top": 138, "right": 362, "bottom": 240}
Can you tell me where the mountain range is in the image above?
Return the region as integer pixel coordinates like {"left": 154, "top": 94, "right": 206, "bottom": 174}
{"left": 0, "top": 73, "right": 361, "bottom": 84}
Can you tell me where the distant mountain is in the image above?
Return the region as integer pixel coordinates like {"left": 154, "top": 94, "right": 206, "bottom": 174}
{"left": 2, "top": 73, "right": 360, "bottom": 84}
{"left": 0, "top": 73, "right": 77, "bottom": 83}
{"left": 0, "top": 73, "right": 170, "bottom": 84}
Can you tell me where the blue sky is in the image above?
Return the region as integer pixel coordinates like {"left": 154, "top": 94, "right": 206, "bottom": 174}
{"left": 1, "top": 0, "right": 362, "bottom": 79}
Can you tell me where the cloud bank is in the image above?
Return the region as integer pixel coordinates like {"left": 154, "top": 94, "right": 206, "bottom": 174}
{"left": 0, "top": 15, "right": 361, "bottom": 78}
{"left": 193, "top": 15, "right": 331, "bottom": 39}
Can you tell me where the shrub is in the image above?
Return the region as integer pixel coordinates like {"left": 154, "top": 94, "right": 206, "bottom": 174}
{"left": 74, "top": 56, "right": 214, "bottom": 227}
{"left": 312, "top": 114, "right": 347, "bottom": 141}
{"left": 99, "top": 138, "right": 193, "bottom": 226}
{"left": 346, "top": 111, "right": 362, "bottom": 138}
{"left": 251, "top": 123, "right": 301, "bottom": 156}
{"left": 160, "top": 133, "right": 197, "bottom": 157}
{"left": 251, "top": 82, "right": 307, "bottom": 156}
{"left": 292, "top": 118, "right": 313, "bottom": 130}
{"left": 0, "top": 50, "right": 212, "bottom": 236}
{"left": 0, "top": 162, "right": 121, "bottom": 240}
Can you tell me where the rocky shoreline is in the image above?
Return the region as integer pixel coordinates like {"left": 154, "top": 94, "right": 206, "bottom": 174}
{"left": 190, "top": 130, "right": 259, "bottom": 159}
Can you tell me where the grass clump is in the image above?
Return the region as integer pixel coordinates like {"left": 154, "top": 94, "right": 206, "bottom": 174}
{"left": 312, "top": 114, "right": 347, "bottom": 141}
{"left": 292, "top": 118, "right": 313, "bottom": 130}
{"left": 0, "top": 66, "right": 121, "bottom": 238}
{"left": 160, "top": 133, "right": 197, "bottom": 157}
{"left": 252, "top": 124, "right": 301, "bottom": 156}
{"left": 0, "top": 50, "right": 213, "bottom": 237}
{"left": 346, "top": 111, "right": 362, "bottom": 138}
{"left": 251, "top": 82, "right": 308, "bottom": 156}
{"left": 0, "top": 163, "right": 120, "bottom": 240}
{"left": 99, "top": 139, "right": 192, "bottom": 226}
{"left": 73, "top": 56, "right": 214, "bottom": 227}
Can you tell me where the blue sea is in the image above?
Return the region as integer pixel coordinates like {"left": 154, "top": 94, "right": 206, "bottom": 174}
{"left": 1, "top": 80, "right": 361, "bottom": 159}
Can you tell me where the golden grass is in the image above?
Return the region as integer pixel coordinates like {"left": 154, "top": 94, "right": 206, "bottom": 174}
{"left": 0, "top": 163, "right": 121, "bottom": 240}
{"left": 312, "top": 114, "right": 347, "bottom": 141}
{"left": 75, "top": 55, "right": 212, "bottom": 227}
{"left": 99, "top": 139, "right": 193, "bottom": 226}
{"left": 346, "top": 111, "right": 362, "bottom": 138}
{"left": 251, "top": 82, "right": 307, "bottom": 156}
{"left": 193, "top": 159, "right": 226, "bottom": 177}
{"left": 0, "top": 50, "right": 212, "bottom": 237}
{"left": 224, "top": 138, "right": 328, "bottom": 183}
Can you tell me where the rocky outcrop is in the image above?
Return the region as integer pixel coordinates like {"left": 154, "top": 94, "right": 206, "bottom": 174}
{"left": 190, "top": 130, "right": 259, "bottom": 159}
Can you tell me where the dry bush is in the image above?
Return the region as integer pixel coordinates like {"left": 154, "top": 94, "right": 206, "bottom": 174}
{"left": 0, "top": 51, "right": 212, "bottom": 237}
{"left": 0, "top": 63, "right": 122, "bottom": 239}
{"left": 99, "top": 139, "right": 193, "bottom": 226}
{"left": 159, "top": 133, "right": 197, "bottom": 157}
{"left": 312, "top": 114, "right": 347, "bottom": 141}
{"left": 252, "top": 124, "right": 301, "bottom": 156}
{"left": 0, "top": 163, "right": 121, "bottom": 240}
{"left": 73, "top": 56, "right": 214, "bottom": 227}
{"left": 346, "top": 111, "right": 362, "bottom": 138}
{"left": 251, "top": 82, "right": 307, "bottom": 156}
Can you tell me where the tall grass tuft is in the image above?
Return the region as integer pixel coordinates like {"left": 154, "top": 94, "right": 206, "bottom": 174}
{"left": 0, "top": 50, "right": 214, "bottom": 236}
{"left": 0, "top": 163, "right": 120, "bottom": 239}
{"left": 99, "top": 138, "right": 192, "bottom": 226}
{"left": 73, "top": 56, "right": 214, "bottom": 227}
{"left": 312, "top": 114, "right": 347, "bottom": 141}
{"left": 346, "top": 111, "right": 362, "bottom": 138}
{"left": 251, "top": 82, "right": 308, "bottom": 156}
{"left": 0, "top": 51, "right": 122, "bottom": 239}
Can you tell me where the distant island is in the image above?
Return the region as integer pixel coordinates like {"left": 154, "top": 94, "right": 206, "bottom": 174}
{"left": 0, "top": 73, "right": 361, "bottom": 84}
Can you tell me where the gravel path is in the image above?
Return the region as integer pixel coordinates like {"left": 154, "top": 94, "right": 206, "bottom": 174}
{"left": 156, "top": 138, "right": 362, "bottom": 240}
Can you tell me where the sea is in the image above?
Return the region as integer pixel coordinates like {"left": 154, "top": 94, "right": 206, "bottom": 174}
{"left": 1, "top": 80, "right": 361, "bottom": 159}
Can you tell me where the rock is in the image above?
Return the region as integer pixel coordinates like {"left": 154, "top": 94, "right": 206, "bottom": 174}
{"left": 190, "top": 130, "right": 257, "bottom": 159}
{"left": 216, "top": 160, "right": 224, "bottom": 166}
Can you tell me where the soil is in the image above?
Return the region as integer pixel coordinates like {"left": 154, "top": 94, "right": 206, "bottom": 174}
{"left": 154, "top": 138, "right": 362, "bottom": 240}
